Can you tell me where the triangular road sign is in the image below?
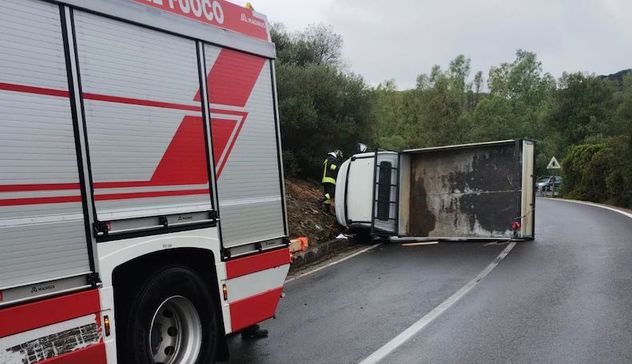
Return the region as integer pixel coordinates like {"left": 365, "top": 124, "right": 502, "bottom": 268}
{"left": 547, "top": 157, "right": 561, "bottom": 170}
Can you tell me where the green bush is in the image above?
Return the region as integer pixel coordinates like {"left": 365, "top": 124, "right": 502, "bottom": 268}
{"left": 562, "top": 140, "right": 632, "bottom": 206}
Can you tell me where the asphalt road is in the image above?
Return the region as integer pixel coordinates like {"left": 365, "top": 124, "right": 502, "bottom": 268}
{"left": 225, "top": 198, "right": 632, "bottom": 363}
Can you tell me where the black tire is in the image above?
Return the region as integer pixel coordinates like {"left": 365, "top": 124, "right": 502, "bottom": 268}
{"left": 121, "top": 266, "right": 218, "bottom": 364}
{"left": 349, "top": 228, "right": 373, "bottom": 244}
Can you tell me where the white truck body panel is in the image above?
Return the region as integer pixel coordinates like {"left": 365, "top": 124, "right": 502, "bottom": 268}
{"left": 335, "top": 155, "right": 374, "bottom": 226}
{"left": 0, "top": 0, "right": 92, "bottom": 295}
{"left": 520, "top": 141, "right": 536, "bottom": 237}
{"left": 1, "top": 1, "right": 289, "bottom": 362}
{"left": 75, "top": 11, "right": 214, "bottom": 220}
{"left": 204, "top": 44, "right": 286, "bottom": 249}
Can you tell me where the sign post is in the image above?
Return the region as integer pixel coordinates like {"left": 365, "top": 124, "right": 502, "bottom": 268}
{"left": 547, "top": 157, "right": 561, "bottom": 170}
{"left": 546, "top": 157, "right": 561, "bottom": 197}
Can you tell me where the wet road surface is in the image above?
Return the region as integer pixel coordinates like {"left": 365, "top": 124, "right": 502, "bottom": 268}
{"left": 226, "top": 198, "right": 632, "bottom": 363}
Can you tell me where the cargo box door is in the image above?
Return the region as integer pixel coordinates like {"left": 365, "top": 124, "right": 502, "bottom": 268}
{"left": 371, "top": 151, "right": 400, "bottom": 235}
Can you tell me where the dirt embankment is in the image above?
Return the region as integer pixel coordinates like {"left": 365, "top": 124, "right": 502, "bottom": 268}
{"left": 285, "top": 178, "right": 342, "bottom": 245}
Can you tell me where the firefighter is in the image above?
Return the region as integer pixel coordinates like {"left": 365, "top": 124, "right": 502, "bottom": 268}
{"left": 321, "top": 149, "right": 343, "bottom": 208}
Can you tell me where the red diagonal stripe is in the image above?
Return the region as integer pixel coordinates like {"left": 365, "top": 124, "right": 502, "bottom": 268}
{"left": 94, "top": 181, "right": 165, "bottom": 189}
{"left": 150, "top": 116, "right": 209, "bottom": 185}
{"left": 0, "top": 195, "right": 82, "bottom": 207}
{"left": 215, "top": 114, "right": 247, "bottom": 178}
{"left": 207, "top": 49, "right": 266, "bottom": 107}
{"left": 0, "top": 183, "right": 80, "bottom": 192}
{"left": 94, "top": 188, "right": 210, "bottom": 201}
{"left": 211, "top": 118, "right": 238, "bottom": 166}
{"left": 83, "top": 92, "right": 201, "bottom": 112}
{"left": 0, "top": 82, "right": 69, "bottom": 98}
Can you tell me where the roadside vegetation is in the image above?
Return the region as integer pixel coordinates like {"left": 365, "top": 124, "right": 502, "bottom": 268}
{"left": 273, "top": 24, "right": 632, "bottom": 208}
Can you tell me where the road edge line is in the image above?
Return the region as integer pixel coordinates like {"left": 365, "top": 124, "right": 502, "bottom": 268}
{"left": 359, "top": 241, "right": 516, "bottom": 364}
{"left": 542, "top": 197, "right": 632, "bottom": 220}
{"left": 285, "top": 243, "right": 382, "bottom": 284}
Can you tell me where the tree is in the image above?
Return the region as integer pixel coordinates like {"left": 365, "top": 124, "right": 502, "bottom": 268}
{"left": 272, "top": 23, "right": 342, "bottom": 67}
{"left": 272, "top": 24, "right": 373, "bottom": 178}
{"left": 448, "top": 55, "right": 471, "bottom": 96}
{"left": 472, "top": 71, "right": 484, "bottom": 108}
{"left": 270, "top": 24, "right": 632, "bottom": 207}
{"left": 405, "top": 61, "right": 471, "bottom": 147}
{"left": 373, "top": 80, "right": 408, "bottom": 150}
{"left": 616, "top": 75, "right": 632, "bottom": 143}
{"left": 300, "top": 24, "right": 343, "bottom": 66}
{"left": 469, "top": 95, "right": 513, "bottom": 140}
{"left": 488, "top": 50, "right": 554, "bottom": 103}
{"left": 547, "top": 73, "right": 617, "bottom": 149}
{"left": 608, "top": 75, "right": 632, "bottom": 206}
{"left": 562, "top": 143, "right": 611, "bottom": 202}
{"left": 484, "top": 50, "right": 554, "bottom": 140}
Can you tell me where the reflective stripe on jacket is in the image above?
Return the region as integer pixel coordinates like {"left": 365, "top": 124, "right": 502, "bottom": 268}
{"left": 322, "top": 154, "right": 338, "bottom": 184}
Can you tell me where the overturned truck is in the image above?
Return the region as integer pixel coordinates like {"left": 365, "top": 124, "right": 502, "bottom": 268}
{"left": 335, "top": 139, "right": 536, "bottom": 240}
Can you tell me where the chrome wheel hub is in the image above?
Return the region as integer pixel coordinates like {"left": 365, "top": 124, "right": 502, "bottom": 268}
{"left": 149, "top": 296, "right": 202, "bottom": 364}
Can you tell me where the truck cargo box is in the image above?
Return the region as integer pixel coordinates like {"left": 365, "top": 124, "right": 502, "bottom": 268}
{"left": 336, "top": 139, "right": 535, "bottom": 240}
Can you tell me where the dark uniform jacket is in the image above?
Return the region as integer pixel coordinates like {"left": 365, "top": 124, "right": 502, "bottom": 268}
{"left": 322, "top": 153, "right": 339, "bottom": 184}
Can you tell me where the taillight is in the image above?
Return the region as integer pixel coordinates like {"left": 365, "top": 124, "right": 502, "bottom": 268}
{"left": 222, "top": 284, "right": 228, "bottom": 301}
{"left": 103, "top": 315, "right": 111, "bottom": 336}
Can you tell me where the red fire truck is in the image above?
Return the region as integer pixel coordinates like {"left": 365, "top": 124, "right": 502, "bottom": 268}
{"left": 0, "top": 0, "right": 289, "bottom": 362}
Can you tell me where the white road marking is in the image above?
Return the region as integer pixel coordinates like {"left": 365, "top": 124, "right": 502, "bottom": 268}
{"left": 401, "top": 241, "right": 439, "bottom": 247}
{"left": 359, "top": 241, "right": 517, "bottom": 364}
{"left": 285, "top": 243, "right": 382, "bottom": 283}
{"left": 544, "top": 197, "right": 632, "bottom": 220}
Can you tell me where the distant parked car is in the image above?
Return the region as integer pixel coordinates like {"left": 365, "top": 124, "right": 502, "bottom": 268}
{"left": 537, "top": 176, "right": 562, "bottom": 192}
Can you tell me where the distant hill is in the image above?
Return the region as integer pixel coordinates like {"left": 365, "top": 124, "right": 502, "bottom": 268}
{"left": 599, "top": 69, "right": 632, "bottom": 89}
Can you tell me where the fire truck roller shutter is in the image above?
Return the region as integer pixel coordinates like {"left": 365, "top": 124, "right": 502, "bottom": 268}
{"left": 204, "top": 44, "right": 285, "bottom": 249}
{"left": 0, "top": 0, "right": 91, "bottom": 293}
{"left": 73, "top": 11, "right": 213, "bottom": 221}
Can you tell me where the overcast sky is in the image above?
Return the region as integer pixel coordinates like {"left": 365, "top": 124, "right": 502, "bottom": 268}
{"left": 251, "top": 0, "right": 632, "bottom": 89}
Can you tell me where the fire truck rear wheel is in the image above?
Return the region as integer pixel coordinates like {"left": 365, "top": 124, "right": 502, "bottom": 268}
{"left": 123, "top": 266, "right": 218, "bottom": 364}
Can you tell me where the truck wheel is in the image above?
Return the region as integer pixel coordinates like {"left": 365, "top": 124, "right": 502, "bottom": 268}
{"left": 349, "top": 228, "right": 372, "bottom": 244}
{"left": 123, "top": 266, "right": 218, "bottom": 364}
